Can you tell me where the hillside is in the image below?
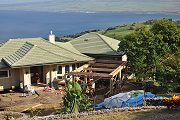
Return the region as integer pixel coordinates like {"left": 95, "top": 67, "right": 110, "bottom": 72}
{"left": 58, "top": 19, "right": 180, "bottom": 42}
{"left": 101, "top": 19, "right": 180, "bottom": 40}
{"left": 0, "top": 0, "right": 179, "bottom": 12}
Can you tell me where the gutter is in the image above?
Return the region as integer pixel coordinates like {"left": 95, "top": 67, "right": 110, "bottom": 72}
{"left": 10, "top": 59, "right": 95, "bottom": 69}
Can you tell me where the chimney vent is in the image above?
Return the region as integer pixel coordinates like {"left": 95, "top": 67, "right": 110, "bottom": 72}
{"left": 49, "top": 31, "right": 55, "bottom": 44}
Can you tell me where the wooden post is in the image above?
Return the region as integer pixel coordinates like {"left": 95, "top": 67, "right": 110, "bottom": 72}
{"left": 85, "top": 75, "right": 88, "bottom": 84}
{"left": 110, "top": 78, "right": 113, "bottom": 95}
{"left": 119, "top": 71, "right": 122, "bottom": 93}
{"left": 64, "top": 74, "right": 67, "bottom": 86}
{"left": 119, "top": 71, "right": 122, "bottom": 81}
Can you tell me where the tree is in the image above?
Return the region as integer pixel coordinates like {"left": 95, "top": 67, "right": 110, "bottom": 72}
{"left": 151, "top": 19, "right": 180, "bottom": 53}
{"left": 119, "top": 26, "right": 157, "bottom": 79}
{"left": 118, "top": 19, "right": 180, "bottom": 83}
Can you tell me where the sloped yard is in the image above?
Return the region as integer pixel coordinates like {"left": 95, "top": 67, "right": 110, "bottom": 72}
{"left": 65, "top": 109, "right": 180, "bottom": 120}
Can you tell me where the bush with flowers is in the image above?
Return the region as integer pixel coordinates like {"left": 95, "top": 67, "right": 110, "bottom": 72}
{"left": 163, "top": 95, "right": 180, "bottom": 109}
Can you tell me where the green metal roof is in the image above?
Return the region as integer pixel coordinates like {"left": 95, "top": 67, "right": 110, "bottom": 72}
{"left": 70, "top": 33, "right": 122, "bottom": 55}
{"left": 0, "top": 38, "right": 93, "bottom": 68}
{"left": 0, "top": 43, "right": 3, "bottom": 47}
{"left": 55, "top": 42, "right": 82, "bottom": 54}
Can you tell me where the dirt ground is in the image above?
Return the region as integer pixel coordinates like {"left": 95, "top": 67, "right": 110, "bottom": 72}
{"left": 68, "top": 109, "right": 180, "bottom": 120}
{"left": 0, "top": 87, "right": 63, "bottom": 113}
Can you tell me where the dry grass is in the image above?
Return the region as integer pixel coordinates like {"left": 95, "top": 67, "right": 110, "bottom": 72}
{"left": 65, "top": 109, "right": 180, "bottom": 120}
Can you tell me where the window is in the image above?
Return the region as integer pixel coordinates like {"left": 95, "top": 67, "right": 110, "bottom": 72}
{"left": 57, "top": 76, "right": 63, "bottom": 79}
{"left": 0, "top": 70, "right": 9, "bottom": 78}
{"left": 65, "top": 65, "right": 70, "bottom": 73}
{"left": 72, "top": 64, "right": 76, "bottom": 71}
{"left": 76, "top": 63, "right": 80, "bottom": 68}
{"left": 57, "top": 66, "right": 63, "bottom": 80}
{"left": 57, "top": 66, "right": 62, "bottom": 74}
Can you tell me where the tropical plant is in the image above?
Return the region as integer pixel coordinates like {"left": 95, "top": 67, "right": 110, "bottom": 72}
{"left": 63, "top": 81, "right": 92, "bottom": 113}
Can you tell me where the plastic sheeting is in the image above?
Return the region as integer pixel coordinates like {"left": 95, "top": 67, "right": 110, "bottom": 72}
{"left": 104, "top": 90, "right": 144, "bottom": 108}
{"left": 104, "top": 92, "right": 131, "bottom": 108}
{"left": 95, "top": 90, "right": 159, "bottom": 109}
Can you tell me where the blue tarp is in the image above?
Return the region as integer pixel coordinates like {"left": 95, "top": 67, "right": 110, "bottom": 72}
{"left": 122, "top": 92, "right": 156, "bottom": 107}
{"left": 95, "top": 91, "right": 161, "bottom": 109}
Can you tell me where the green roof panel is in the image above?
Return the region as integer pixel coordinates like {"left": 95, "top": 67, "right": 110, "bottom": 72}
{"left": 70, "top": 33, "right": 121, "bottom": 55}
{"left": 0, "top": 38, "right": 93, "bottom": 68}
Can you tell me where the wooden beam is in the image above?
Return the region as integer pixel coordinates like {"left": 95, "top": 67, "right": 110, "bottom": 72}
{"left": 84, "top": 68, "right": 114, "bottom": 72}
{"left": 109, "top": 61, "right": 127, "bottom": 77}
{"left": 92, "top": 63, "right": 119, "bottom": 68}
{"left": 88, "top": 60, "right": 96, "bottom": 64}
{"left": 72, "top": 64, "right": 90, "bottom": 72}
{"left": 96, "top": 59, "right": 124, "bottom": 64}
{"left": 68, "top": 72, "right": 112, "bottom": 78}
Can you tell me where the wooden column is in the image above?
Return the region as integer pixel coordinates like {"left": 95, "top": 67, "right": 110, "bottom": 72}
{"left": 119, "top": 71, "right": 122, "bottom": 80}
{"left": 110, "top": 78, "right": 113, "bottom": 95}
{"left": 85, "top": 75, "right": 88, "bottom": 84}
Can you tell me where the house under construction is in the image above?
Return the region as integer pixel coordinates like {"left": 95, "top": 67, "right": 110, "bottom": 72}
{"left": 0, "top": 32, "right": 127, "bottom": 95}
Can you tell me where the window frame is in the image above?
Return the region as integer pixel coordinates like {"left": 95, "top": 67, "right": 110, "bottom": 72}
{"left": 0, "top": 70, "right": 10, "bottom": 79}
{"left": 65, "top": 65, "right": 70, "bottom": 73}
{"left": 56, "top": 64, "right": 75, "bottom": 80}
{"left": 72, "top": 64, "right": 76, "bottom": 71}
{"left": 57, "top": 65, "right": 64, "bottom": 80}
{"left": 57, "top": 66, "right": 63, "bottom": 74}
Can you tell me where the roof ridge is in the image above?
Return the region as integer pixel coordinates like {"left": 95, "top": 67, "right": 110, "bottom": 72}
{"left": 34, "top": 45, "right": 75, "bottom": 61}
{"left": 41, "top": 38, "right": 93, "bottom": 59}
{"left": 96, "top": 33, "right": 119, "bottom": 54}
{"left": 9, "top": 37, "right": 43, "bottom": 40}
{"left": 0, "top": 39, "right": 12, "bottom": 49}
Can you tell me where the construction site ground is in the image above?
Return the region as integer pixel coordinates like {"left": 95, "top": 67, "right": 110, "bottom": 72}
{"left": 0, "top": 87, "right": 63, "bottom": 114}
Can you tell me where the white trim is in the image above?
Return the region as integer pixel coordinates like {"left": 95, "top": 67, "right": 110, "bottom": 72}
{"left": 0, "top": 70, "right": 10, "bottom": 79}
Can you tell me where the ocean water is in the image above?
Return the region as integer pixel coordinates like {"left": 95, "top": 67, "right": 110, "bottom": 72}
{"left": 0, "top": 10, "right": 179, "bottom": 42}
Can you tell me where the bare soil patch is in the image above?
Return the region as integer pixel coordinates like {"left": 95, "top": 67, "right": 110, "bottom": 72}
{"left": 0, "top": 89, "right": 63, "bottom": 113}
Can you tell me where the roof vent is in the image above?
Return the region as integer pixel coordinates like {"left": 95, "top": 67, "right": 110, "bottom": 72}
{"left": 84, "top": 39, "right": 88, "bottom": 41}
{"left": 49, "top": 31, "right": 55, "bottom": 44}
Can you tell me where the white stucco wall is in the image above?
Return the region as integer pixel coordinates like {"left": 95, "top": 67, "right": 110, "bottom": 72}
{"left": 0, "top": 62, "right": 86, "bottom": 91}
{"left": 20, "top": 67, "right": 31, "bottom": 87}
{"left": 43, "top": 65, "right": 51, "bottom": 84}
{"left": 51, "top": 65, "right": 57, "bottom": 82}
{"left": 122, "top": 54, "right": 128, "bottom": 61}
{"left": 0, "top": 68, "right": 20, "bottom": 91}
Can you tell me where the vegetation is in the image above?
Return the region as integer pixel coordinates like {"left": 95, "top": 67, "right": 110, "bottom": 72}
{"left": 118, "top": 19, "right": 180, "bottom": 92}
{"left": 164, "top": 95, "right": 180, "bottom": 108}
{"left": 59, "top": 19, "right": 180, "bottom": 89}
{"left": 59, "top": 109, "right": 180, "bottom": 120}
{"left": 63, "top": 81, "right": 92, "bottom": 113}
{"left": 60, "top": 19, "right": 180, "bottom": 41}
{"left": 58, "top": 19, "right": 180, "bottom": 92}
{"left": 60, "top": 19, "right": 180, "bottom": 112}
{"left": 56, "top": 29, "right": 100, "bottom": 42}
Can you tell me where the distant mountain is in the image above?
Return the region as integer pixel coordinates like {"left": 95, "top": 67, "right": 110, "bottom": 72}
{"left": 0, "top": 0, "right": 179, "bottom": 13}
{"left": 0, "top": 0, "right": 51, "bottom": 4}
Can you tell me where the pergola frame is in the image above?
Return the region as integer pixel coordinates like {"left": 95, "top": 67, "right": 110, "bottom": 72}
{"left": 65, "top": 59, "right": 127, "bottom": 95}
